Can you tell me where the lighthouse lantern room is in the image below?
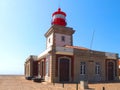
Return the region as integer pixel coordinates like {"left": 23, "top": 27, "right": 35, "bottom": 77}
{"left": 51, "top": 8, "right": 67, "bottom": 26}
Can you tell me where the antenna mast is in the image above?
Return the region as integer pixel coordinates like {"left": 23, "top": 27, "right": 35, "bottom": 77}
{"left": 58, "top": 0, "right": 61, "bottom": 8}
{"left": 90, "top": 29, "right": 95, "bottom": 50}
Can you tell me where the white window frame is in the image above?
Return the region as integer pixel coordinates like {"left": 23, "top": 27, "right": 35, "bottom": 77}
{"left": 80, "top": 62, "right": 86, "bottom": 75}
{"left": 95, "top": 62, "right": 101, "bottom": 75}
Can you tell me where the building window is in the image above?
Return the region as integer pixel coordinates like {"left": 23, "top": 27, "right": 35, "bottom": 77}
{"left": 80, "top": 62, "right": 86, "bottom": 75}
{"left": 95, "top": 62, "right": 100, "bottom": 75}
{"left": 49, "top": 38, "right": 50, "bottom": 43}
{"left": 61, "top": 36, "right": 65, "bottom": 42}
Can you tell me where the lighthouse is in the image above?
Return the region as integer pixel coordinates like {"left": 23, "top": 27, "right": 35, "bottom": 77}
{"left": 25, "top": 8, "right": 119, "bottom": 83}
{"left": 51, "top": 8, "right": 67, "bottom": 26}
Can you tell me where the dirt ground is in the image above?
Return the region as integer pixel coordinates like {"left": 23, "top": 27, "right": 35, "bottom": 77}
{"left": 0, "top": 75, "right": 120, "bottom": 90}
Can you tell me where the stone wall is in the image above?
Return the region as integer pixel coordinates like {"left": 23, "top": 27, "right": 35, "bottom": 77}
{"left": 74, "top": 49, "right": 106, "bottom": 82}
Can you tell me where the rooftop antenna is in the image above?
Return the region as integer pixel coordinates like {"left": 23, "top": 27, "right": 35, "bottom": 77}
{"left": 89, "top": 29, "right": 95, "bottom": 70}
{"left": 90, "top": 29, "right": 95, "bottom": 50}
{"left": 58, "top": 0, "right": 61, "bottom": 8}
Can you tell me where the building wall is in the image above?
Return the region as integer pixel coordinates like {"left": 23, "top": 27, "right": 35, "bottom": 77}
{"left": 25, "top": 55, "right": 37, "bottom": 77}
{"left": 50, "top": 50, "right": 56, "bottom": 83}
{"left": 45, "top": 48, "right": 119, "bottom": 83}
{"left": 25, "top": 60, "right": 33, "bottom": 77}
{"left": 74, "top": 49, "right": 106, "bottom": 82}
{"left": 25, "top": 62, "right": 30, "bottom": 77}
{"left": 55, "top": 33, "right": 71, "bottom": 47}
{"left": 44, "top": 54, "right": 51, "bottom": 82}
{"left": 45, "top": 25, "right": 75, "bottom": 48}
{"left": 46, "top": 33, "right": 54, "bottom": 49}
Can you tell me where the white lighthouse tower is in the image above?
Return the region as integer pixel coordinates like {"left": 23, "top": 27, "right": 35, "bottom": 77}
{"left": 45, "top": 8, "right": 75, "bottom": 49}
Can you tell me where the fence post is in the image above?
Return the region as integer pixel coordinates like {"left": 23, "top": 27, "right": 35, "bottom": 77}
{"left": 62, "top": 83, "right": 64, "bottom": 88}
{"left": 102, "top": 87, "right": 105, "bottom": 90}
{"left": 76, "top": 83, "right": 78, "bottom": 90}
{"left": 53, "top": 79, "right": 55, "bottom": 86}
{"left": 53, "top": 82, "right": 55, "bottom": 86}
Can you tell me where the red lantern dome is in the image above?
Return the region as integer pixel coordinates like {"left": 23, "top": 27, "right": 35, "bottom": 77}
{"left": 51, "top": 8, "right": 67, "bottom": 26}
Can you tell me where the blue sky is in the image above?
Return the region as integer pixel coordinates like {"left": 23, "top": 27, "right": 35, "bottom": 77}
{"left": 0, "top": 0, "right": 120, "bottom": 74}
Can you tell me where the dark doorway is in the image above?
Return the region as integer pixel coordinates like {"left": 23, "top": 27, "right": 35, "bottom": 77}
{"left": 60, "top": 58, "right": 69, "bottom": 82}
{"left": 41, "top": 61, "right": 44, "bottom": 78}
{"left": 108, "top": 62, "right": 114, "bottom": 80}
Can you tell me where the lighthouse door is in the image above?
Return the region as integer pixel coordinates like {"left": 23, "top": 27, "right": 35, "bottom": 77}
{"left": 59, "top": 58, "right": 69, "bottom": 82}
